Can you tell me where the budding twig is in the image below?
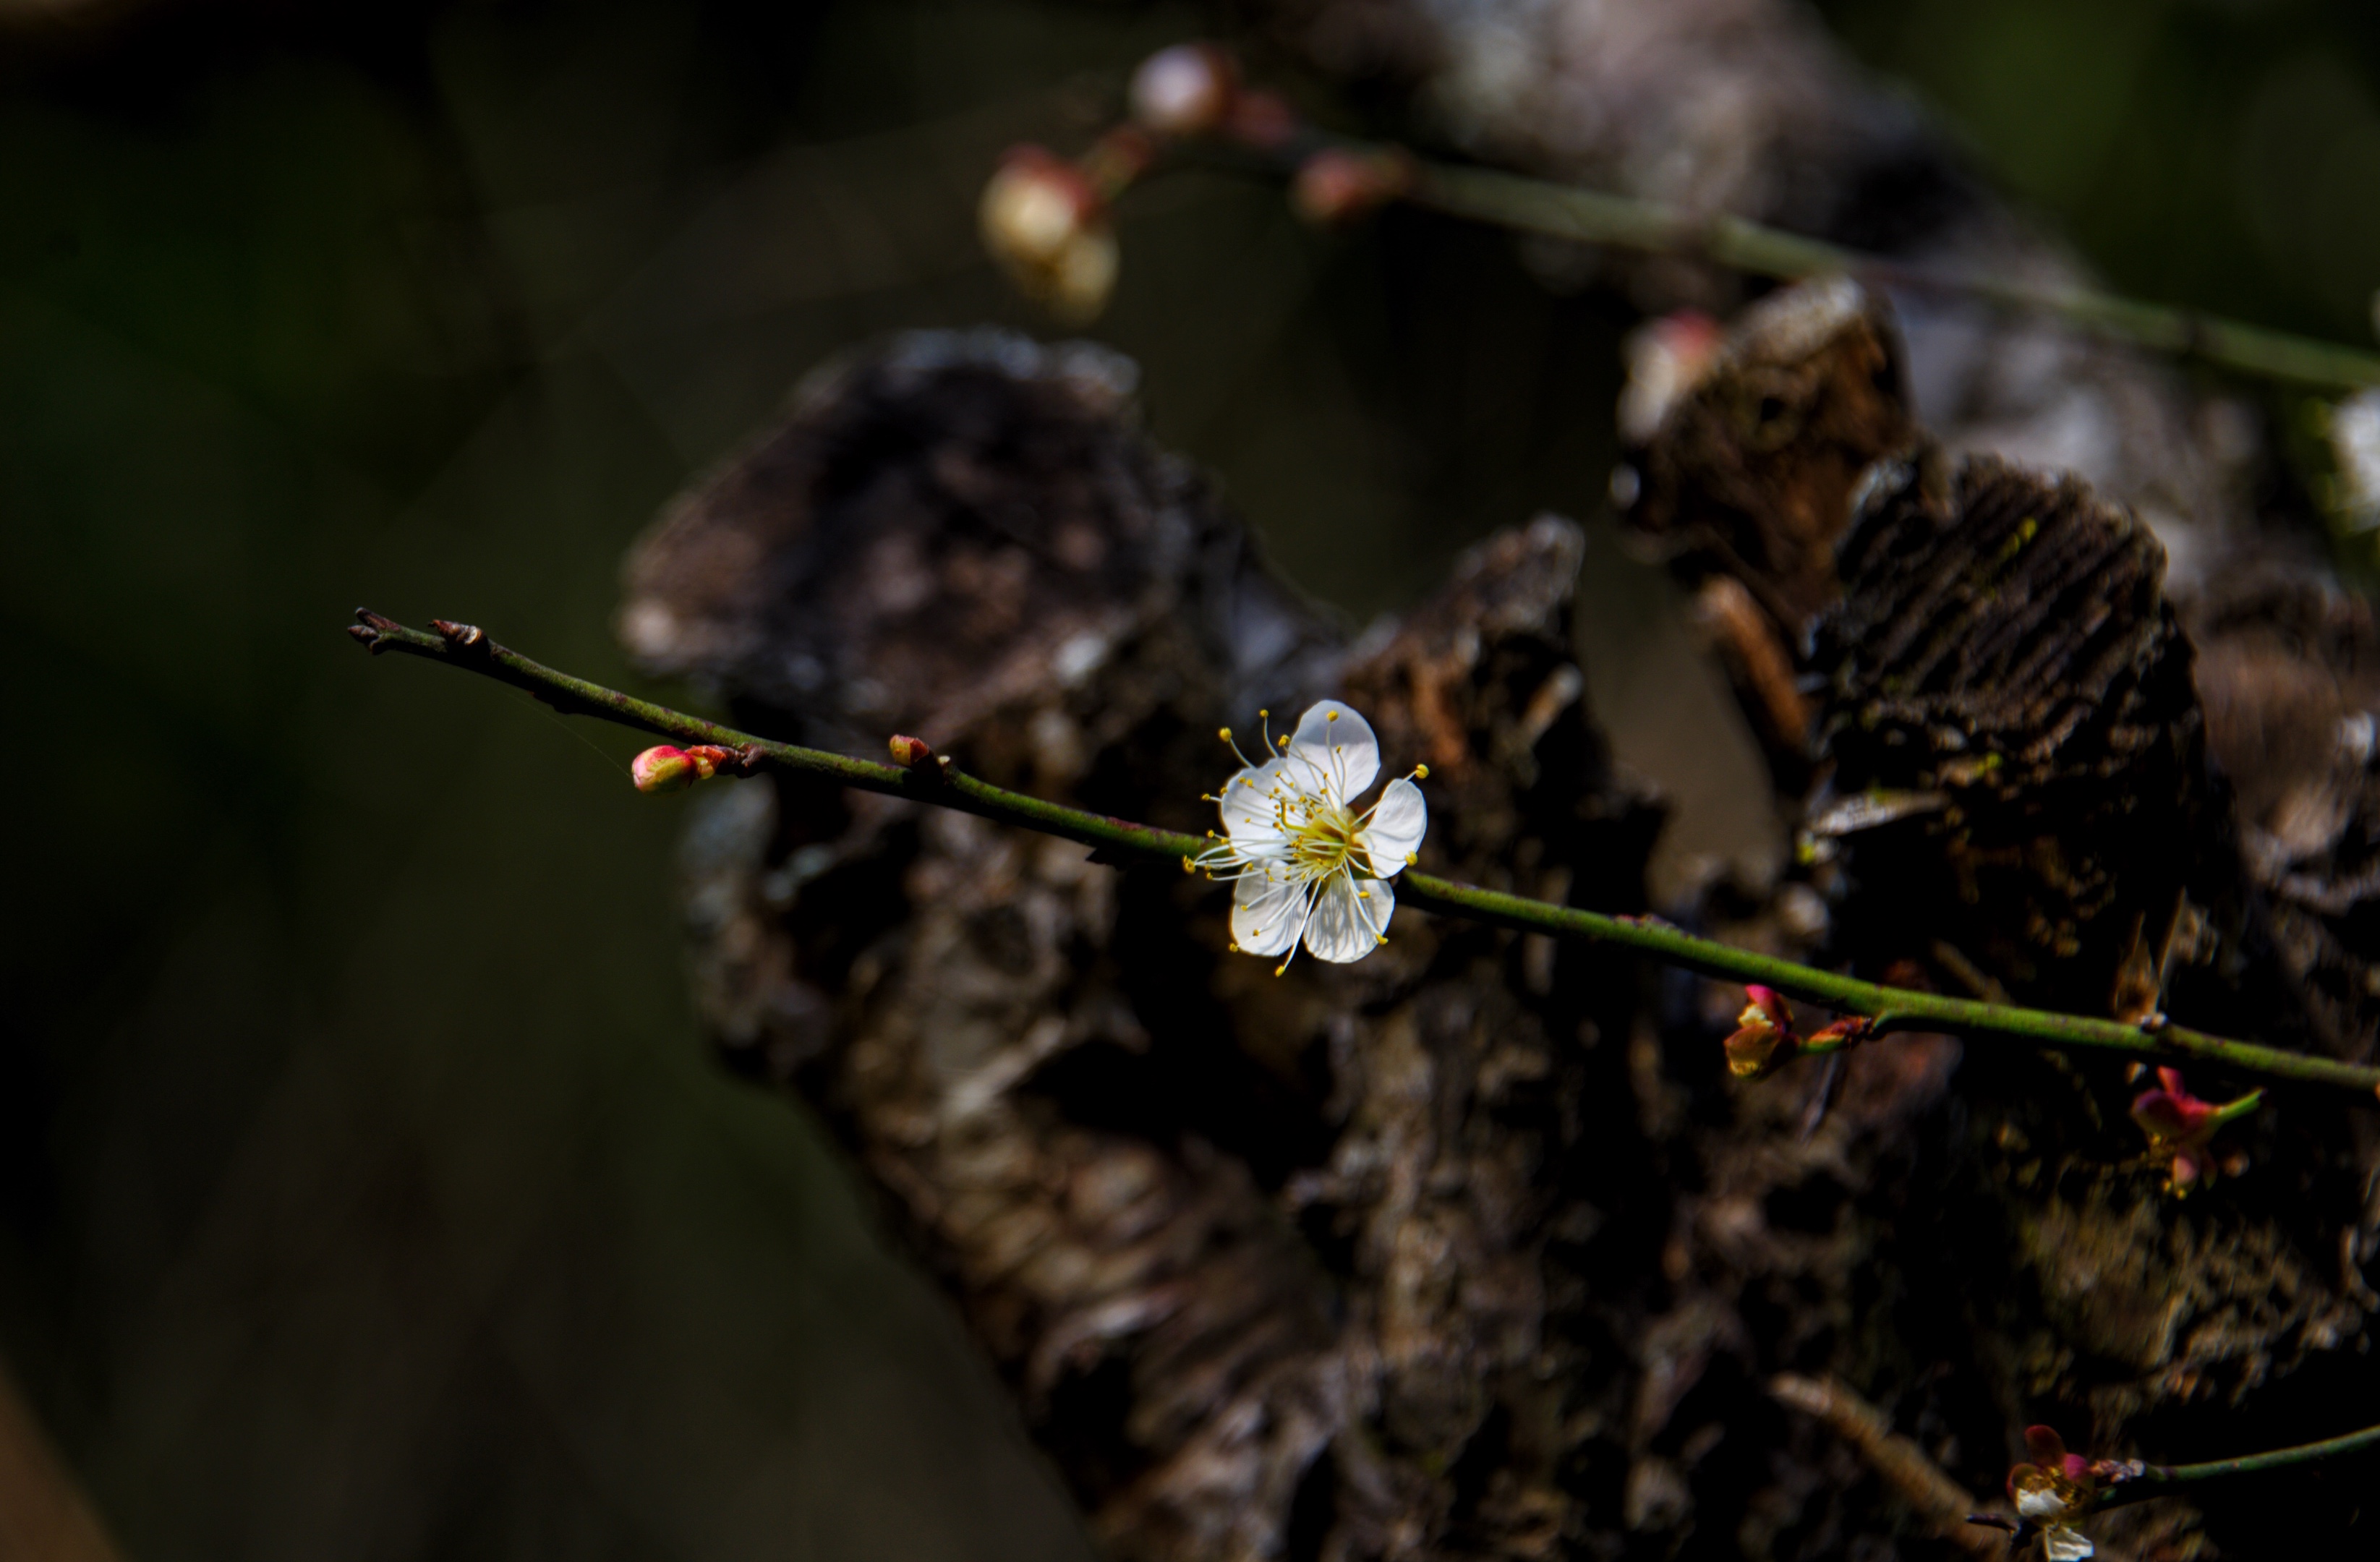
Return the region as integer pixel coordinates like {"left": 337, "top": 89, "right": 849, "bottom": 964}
{"left": 349, "top": 610, "right": 2380, "bottom": 1100}
{"left": 1086, "top": 46, "right": 2380, "bottom": 393}
{"left": 2089, "top": 1419, "right": 2380, "bottom": 1511}
{"left": 1399, "top": 162, "right": 2380, "bottom": 391}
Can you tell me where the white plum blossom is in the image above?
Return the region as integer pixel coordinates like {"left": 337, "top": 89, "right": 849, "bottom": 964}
{"left": 1188, "top": 700, "right": 1428, "bottom": 971}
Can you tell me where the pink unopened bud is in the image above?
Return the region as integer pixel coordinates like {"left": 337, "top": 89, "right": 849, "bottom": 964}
{"left": 1618, "top": 310, "right": 1726, "bottom": 443}
{"left": 888, "top": 734, "right": 935, "bottom": 768}
{"left": 1724, "top": 985, "right": 1796, "bottom": 1079}
{"left": 979, "top": 145, "right": 1119, "bottom": 324}
{"left": 1224, "top": 87, "right": 1297, "bottom": 149}
{"left": 1289, "top": 147, "right": 1412, "bottom": 227}
{"left": 631, "top": 744, "right": 733, "bottom": 794}
{"left": 1129, "top": 43, "right": 1237, "bottom": 137}
{"left": 2129, "top": 1067, "right": 2260, "bottom": 1194}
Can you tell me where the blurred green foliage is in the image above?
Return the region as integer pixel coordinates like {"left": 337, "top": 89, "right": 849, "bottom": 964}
{"left": 1820, "top": 0, "right": 2380, "bottom": 342}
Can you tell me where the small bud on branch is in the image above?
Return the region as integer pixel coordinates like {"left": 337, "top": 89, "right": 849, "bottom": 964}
{"left": 631, "top": 744, "right": 737, "bottom": 793}
{"left": 344, "top": 610, "right": 2380, "bottom": 1101}
{"left": 1128, "top": 43, "right": 1237, "bottom": 138}
{"left": 2128, "top": 1067, "right": 2261, "bottom": 1195}
{"left": 984, "top": 42, "right": 2380, "bottom": 393}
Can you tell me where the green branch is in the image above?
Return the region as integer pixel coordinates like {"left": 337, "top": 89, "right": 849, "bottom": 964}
{"left": 349, "top": 610, "right": 2380, "bottom": 1101}
{"left": 1147, "top": 140, "right": 2380, "bottom": 393}
{"left": 2095, "top": 1420, "right": 2380, "bottom": 1511}
{"left": 1404, "top": 163, "right": 2380, "bottom": 391}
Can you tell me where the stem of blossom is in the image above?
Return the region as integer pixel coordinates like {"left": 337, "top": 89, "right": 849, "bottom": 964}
{"left": 349, "top": 610, "right": 2380, "bottom": 1100}
{"left": 1156, "top": 140, "right": 2380, "bottom": 392}
{"left": 2092, "top": 1420, "right": 2380, "bottom": 1510}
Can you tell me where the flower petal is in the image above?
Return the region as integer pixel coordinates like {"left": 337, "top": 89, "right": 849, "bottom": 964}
{"left": 2042, "top": 1524, "right": 2096, "bottom": 1562}
{"left": 1304, "top": 871, "right": 1393, "bottom": 963}
{"left": 1218, "top": 759, "right": 1291, "bottom": 854}
{"left": 1231, "top": 869, "right": 1306, "bottom": 957}
{"left": 1359, "top": 777, "right": 1427, "bottom": 876}
{"left": 1287, "top": 700, "right": 1379, "bottom": 802}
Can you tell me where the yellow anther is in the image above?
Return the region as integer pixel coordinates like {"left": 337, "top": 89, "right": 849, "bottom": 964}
{"left": 1277, "top": 734, "right": 1289, "bottom": 748}
{"left": 1258, "top": 709, "right": 1268, "bottom": 719}
{"left": 1181, "top": 855, "right": 1193, "bottom": 873}
{"left": 1405, "top": 852, "right": 1417, "bottom": 866}
{"left": 1219, "top": 727, "right": 1232, "bottom": 742}
{"left": 1414, "top": 764, "right": 1429, "bottom": 779}
{"left": 1326, "top": 711, "right": 1339, "bottom": 721}
{"left": 1274, "top": 963, "right": 1289, "bottom": 977}
{"left": 1375, "top": 934, "right": 1388, "bottom": 944}
{"left": 1228, "top": 942, "right": 1241, "bottom": 953}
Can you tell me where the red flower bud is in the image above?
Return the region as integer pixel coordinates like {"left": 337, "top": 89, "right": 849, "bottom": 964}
{"left": 1289, "top": 148, "right": 1412, "bottom": 228}
{"left": 2129, "top": 1067, "right": 2260, "bottom": 1195}
{"left": 2004, "top": 1426, "right": 2105, "bottom": 1558}
{"left": 631, "top": 744, "right": 734, "bottom": 793}
{"left": 1618, "top": 310, "right": 1726, "bottom": 443}
{"left": 1224, "top": 87, "right": 1298, "bottom": 150}
{"left": 1724, "top": 985, "right": 1796, "bottom": 1078}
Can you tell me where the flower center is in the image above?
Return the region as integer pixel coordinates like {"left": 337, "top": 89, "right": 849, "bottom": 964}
{"left": 1284, "top": 790, "right": 1364, "bottom": 880}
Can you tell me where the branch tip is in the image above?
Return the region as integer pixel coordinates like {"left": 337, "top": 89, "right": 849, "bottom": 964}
{"left": 349, "top": 607, "right": 402, "bottom": 652}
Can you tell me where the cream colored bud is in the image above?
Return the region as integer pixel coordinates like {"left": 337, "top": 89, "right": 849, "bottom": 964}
{"left": 980, "top": 147, "right": 1118, "bottom": 323}
{"left": 1128, "top": 43, "right": 1234, "bottom": 137}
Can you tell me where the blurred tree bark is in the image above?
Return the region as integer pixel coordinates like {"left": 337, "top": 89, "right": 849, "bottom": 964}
{"left": 0, "top": 1362, "right": 123, "bottom": 1562}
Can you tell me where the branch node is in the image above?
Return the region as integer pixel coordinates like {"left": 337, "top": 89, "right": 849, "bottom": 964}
{"left": 429, "top": 618, "right": 487, "bottom": 650}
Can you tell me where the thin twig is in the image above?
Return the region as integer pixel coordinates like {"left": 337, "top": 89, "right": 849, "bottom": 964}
{"left": 1767, "top": 1375, "right": 2002, "bottom": 1558}
{"left": 349, "top": 610, "right": 2380, "bottom": 1101}
{"left": 2094, "top": 1420, "right": 2380, "bottom": 1511}
{"left": 1163, "top": 143, "right": 2380, "bottom": 393}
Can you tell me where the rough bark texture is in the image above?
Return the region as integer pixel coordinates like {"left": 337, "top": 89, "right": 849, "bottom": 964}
{"left": 618, "top": 4, "right": 2380, "bottom": 1557}
{"left": 632, "top": 330, "right": 1684, "bottom": 1559}
{"left": 1807, "top": 449, "right": 2225, "bottom": 1023}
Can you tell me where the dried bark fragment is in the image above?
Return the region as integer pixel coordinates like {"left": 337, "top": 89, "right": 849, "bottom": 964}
{"left": 1806, "top": 451, "right": 2223, "bottom": 1022}
{"left": 1624, "top": 278, "right": 1914, "bottom": 642}
{"left": 1619, "top": 277, "right": 1917, "bottom": 788}
{"left": 646, "top": 331, "right": 1668, "bottom": 1561}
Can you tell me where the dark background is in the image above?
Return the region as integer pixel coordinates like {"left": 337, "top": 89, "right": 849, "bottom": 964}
{"left": 2, "top": 1, "right": 2376, "bottom": 1555}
